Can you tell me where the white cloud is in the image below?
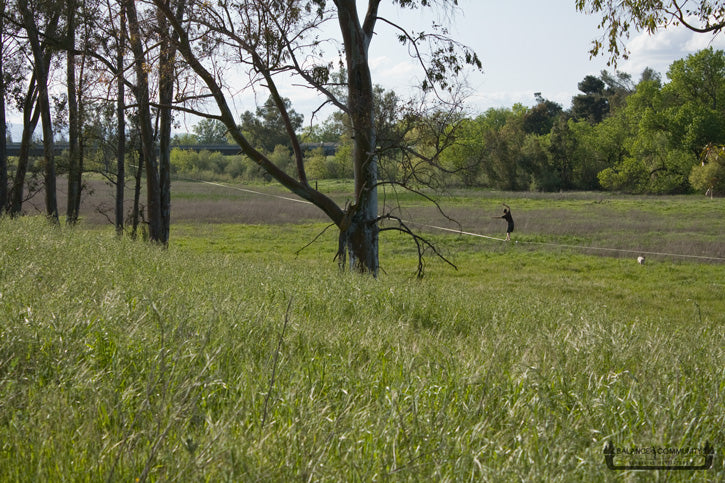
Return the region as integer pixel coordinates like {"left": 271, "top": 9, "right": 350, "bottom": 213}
{"left": 685, "top": 30, "right": 725, "bottom": 51}
{"left": 623, "top": 22, "right": 725, "bottom": 76}
{"left": 466, "top": 90, "right": 542, "bottom": 114}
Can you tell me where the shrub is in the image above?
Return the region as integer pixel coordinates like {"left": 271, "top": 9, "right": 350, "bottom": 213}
{"left": 690, "top": 145, "right": 725, "bottom": 195}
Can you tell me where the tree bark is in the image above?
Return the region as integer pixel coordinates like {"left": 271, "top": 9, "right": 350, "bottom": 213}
{"left": 0, "top": 3, "right": 6, "bottom": 215}
{"left": 125, "top": 0, "right": 162, "bottom": 241}
{"left": 334, "top": 0, "right": 380, "bottom": 275}
{"left": 20, "top": 1, "right": 59, "bottom": 223}
{"left": 66, "top": 0, "right": 81, "bottom": 225}
{"left": 115, "top": 4, "right": 126, "bottom": 235}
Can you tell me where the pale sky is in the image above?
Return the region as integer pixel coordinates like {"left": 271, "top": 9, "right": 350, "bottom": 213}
{"left": 280, "top": 0, "right": 725, "bottom": 124}
{"left": 364, "top": 0, "right": 725, "bottom": 114}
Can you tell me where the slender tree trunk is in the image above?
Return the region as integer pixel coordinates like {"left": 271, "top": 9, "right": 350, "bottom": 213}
{"left": 66, "top": 0, "right": 81, "bottom": 224}
{"left": 132, "top": 148, "right": 143, "bottom": 239}
{"left": 125, "top": 0, "right": 161, "bottom": 241}
{"left": 156, "top": 1, "right": 185, "bottom": 244}
{"left": 0, "top": 3, "right": 7, "bottom": 215}
{"left": 21, "top": 1, "right": 59, "bottom": 223}
{"left": 37, "top": 69, "right": 58, "bottom": 222}
{"left": 10, "top": 85, "right": 40, "bottom": 217}
{"left": 76, "top": 55, "right": 86, "bottom": 218}
{"left": 335, "top": 0, "right": 379, "bottom": 275}
{"left": 115, "top": 4, "right": 126, "bottom": 235}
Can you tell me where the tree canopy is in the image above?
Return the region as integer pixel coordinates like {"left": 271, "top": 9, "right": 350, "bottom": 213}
{"left": 240, "top": 96, "right": 304, "bottom": 153}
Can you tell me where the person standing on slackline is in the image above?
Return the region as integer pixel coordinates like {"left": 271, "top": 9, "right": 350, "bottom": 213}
{"left": 495, "top": 203, "right": 514, "bottom": 241}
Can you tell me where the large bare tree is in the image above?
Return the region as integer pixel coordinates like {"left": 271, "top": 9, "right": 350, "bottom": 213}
{"left": 153, "top": 0, "right": 480, "bottom": 275}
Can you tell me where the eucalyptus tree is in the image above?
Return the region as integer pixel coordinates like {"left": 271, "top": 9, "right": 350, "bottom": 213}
{"left": 157, "top": 0, "right": 187, "bottom": 244}
{"left": 65, "top": 0, "right": 81, "bottom": 224}
{"left": 120, "top": 0, "right": 156, "bottom": 238}
{"left": 2, "top": 3, "right": 35, "bottom": 217}
{"left": 64, "top": 0, "right": 102, "bottom": 225}
{"left": 3, "top": 0, "right": 111, "bottom": 220}
{"left": 0, "top": 0, "right": 10, "bottom": 213}
{"left": 8, "top": 76, "right": 40, "bottom": 217}
{"left": 72, "top": 0, "right": 131, "bottom": 234}
{"left": 17, "top": 0, "right": 63, "bottom": 222}
{"left": 154, "top": 0, "right": 480, "bottom": 276}
{"left": 63, "top": 0, "right": 105, "bottom": 225}
{"left": 16, "top": 0, "right": 61, "bottom": 223}
{"left": 114, "top": 0, "right": 127, "bottom": 235}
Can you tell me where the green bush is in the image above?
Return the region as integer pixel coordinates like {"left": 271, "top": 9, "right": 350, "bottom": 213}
{"left": 690, "top": 146, "right": 725, "bottom": 195}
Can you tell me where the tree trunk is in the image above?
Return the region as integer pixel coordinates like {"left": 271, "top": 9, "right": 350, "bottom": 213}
{"left": 158, "top": 14, "right": 172, "bottom": 245}
{"left": 157, "top": 1, "right": 186, "bottom": 244}
{"left": 115, "top": 4, "right": 126, "bottom": 235}
{"left": 21, "top": 1, "right": 59, "bottom": 223}
{"left": 125, "top": 0, "right": 162, "bottom": 241}
{"left": 335, "top": 0, "right": 379, "bottom": 275}
{"left": 66, "top": 0, "right": 81, "bottom": 225}
{"left": 10, "top": 85, "right": 40, "bottom": 217}
{"left": 37, "top": 68, "right": 58, "bottom": 222}
{"left": 131, "top": 148, "right": 143, "bottom": 239}
{"left": 0, "top": 5, "right": 6, "bottom": 215}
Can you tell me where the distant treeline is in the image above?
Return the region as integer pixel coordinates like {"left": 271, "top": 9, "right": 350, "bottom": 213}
{"left": 7, "top": 50, "right": 725, "bottom": 196}
{"left": 157, "top": 49, "right": 725, "bottom": 195}
{"left": 433, "top": 48, "right": 725, "bottom": 195}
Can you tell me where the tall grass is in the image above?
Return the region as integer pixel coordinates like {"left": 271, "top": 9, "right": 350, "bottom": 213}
{"left": 0, "top": 217, "right": 723, "bottom": 481}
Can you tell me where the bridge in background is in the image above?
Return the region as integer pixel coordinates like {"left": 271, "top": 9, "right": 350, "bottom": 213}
{"left": 4, "top": 141, "right": 338, "bottom": 157}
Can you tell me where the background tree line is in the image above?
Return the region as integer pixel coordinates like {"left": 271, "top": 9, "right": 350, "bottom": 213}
{"left": 1, "top": 0, "right": 724, "bottom": 260}
{"left": 436, "top": 48, "right": 725, "bottom": 195}
{"left": 167, "top": 48, "right": 725, "bottom": 196}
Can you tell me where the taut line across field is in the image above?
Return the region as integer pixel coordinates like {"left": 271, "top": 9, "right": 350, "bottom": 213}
{"left": 183, "top": 179, "right": 725, "bottom": 263}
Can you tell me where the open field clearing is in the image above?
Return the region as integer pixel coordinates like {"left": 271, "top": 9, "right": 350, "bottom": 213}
{"left": 31, "top": 176, "right": 725, "bottom": 262}
{"left": 1, "top": 183, "right": 723, "bottom": 481}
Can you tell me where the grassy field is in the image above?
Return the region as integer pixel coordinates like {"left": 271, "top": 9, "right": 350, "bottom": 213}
{"left": 1, "top": 182, "right": 724, "bottom": 481}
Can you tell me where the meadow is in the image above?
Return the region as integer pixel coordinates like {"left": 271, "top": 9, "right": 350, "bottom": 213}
{"left": 0, "top": 179, "right": 723, "bottom": 481}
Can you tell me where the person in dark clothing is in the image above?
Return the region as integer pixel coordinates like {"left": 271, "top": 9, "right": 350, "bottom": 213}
{"left": 497, "top": 203, "right": 514, "bottom": 241}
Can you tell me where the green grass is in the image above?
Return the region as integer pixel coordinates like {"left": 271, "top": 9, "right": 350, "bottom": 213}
{"left": 1, "top": 215, "right": 723, "bottom": 481}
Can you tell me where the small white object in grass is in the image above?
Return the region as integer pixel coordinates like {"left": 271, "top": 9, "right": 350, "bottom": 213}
{"left": 637, "top": 256, "right": 645, "bottom": 265}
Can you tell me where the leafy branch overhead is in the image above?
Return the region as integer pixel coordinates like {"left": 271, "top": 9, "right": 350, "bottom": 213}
{"left": 577, "top": 0, "right": 725, "bottom": 64}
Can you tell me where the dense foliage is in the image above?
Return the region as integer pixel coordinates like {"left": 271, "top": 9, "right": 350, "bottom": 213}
{"left": 162, "top": 48, "right": 725, "bottom": 195}
{"left": 438, "top": 48, "right": 725, "bottom": 194}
